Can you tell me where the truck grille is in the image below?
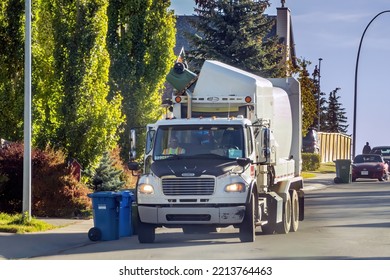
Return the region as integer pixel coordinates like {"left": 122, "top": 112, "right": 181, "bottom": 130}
{"left": 162, "top": 178, "right": 215, "bottom": 196}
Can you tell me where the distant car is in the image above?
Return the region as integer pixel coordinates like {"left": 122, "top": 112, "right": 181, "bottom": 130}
{"left": 352, "top": 154, "right": 389, "bottom": 182}
{"left": 370, "top": 146, "right": 390, "bottom": 162}
{"left": 302, "top": 129, "right": 320, "bottom": 154}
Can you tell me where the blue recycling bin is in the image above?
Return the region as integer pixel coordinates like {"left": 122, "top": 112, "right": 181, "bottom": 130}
{"left": 88, "top": 191, "right": 122, "bottom": 241}
{"left": 119, "top": 190, "right": 135, "bottom": 237}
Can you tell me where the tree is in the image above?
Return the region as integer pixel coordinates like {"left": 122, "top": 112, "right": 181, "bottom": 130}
{"left": 290, "top": 58, "right": 317, "bottom": 135}
{"left": 48, "top": 0, "right": 125, "bottom": 168}
{"left": 84, "top": 151, "right": 125, "bottom": 192}
{"left": 322, "top": 88, "right": 348, "bottom": 133}
{"left": 0, "top": 0, "right": 25, "bottom": 141}
{"left": 107, "top": 0, "right": 176, "bottom": 160}
{"left": 32, "top": 0, "right": 63, "bottom": 149}
{"left": 312, "top": 64, "right": 327, "bottom": 131}
{"left": 187, "top": 0, "right": 285, "bottom": 77}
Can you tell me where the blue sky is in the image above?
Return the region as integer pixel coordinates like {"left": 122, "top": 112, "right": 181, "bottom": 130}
{"left": 170, "top": 0, "right": 390, "bottom": 156}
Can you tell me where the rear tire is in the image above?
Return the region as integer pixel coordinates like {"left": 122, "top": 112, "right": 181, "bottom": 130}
{"left": 239, "top": 192, "right": 255, "bottom": 242}
{"left": 289, "top": 190, "right": 299, "bottom": 232}
{"left": 276, "top": 191, "right": 291, "bottom": 234}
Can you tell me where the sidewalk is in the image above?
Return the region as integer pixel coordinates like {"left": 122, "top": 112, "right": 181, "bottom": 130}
{"left": 0, "top": 173, "right": 336, "bottom": 260}
{"left": 0, "top": 218, "right": 93, "bottom": 260}
{"left": 303, "top": 172, "right": 336, "bottom": 191}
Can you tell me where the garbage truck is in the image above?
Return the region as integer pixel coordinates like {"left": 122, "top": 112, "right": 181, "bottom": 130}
{"left": 128, "top": 59, "right": 304, "bottom": 243}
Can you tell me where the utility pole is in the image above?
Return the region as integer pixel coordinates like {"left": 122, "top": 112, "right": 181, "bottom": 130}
{"left": 317, "top": 58, "right": 323, "bottom": 132}
{"left": 23, "top": 0, "right": 32, "bottom": 221}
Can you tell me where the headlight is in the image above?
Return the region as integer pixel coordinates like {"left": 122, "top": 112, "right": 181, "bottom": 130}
{"left": 225, "top": 183, "right": 245, "bottom": 192}
{"left": 138, "top": 184, "right": 154, "bottom": 194}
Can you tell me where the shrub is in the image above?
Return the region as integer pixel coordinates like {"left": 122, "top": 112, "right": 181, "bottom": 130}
{"left": 302, "top": 153, "right": 321, "bottom": 171}
{"left": 0, "top": 142, "right": 91, "bottom": 217}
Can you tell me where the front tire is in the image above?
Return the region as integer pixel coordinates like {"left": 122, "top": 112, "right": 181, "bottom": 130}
{"left": 239, "top": 192, "right": 255, "bottom": 242}
{"left": 137, "top": 218, "right": 156, "bottom": 243}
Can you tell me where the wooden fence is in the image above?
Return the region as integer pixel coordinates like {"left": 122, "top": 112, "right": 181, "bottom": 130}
{"left": 318, "top": 132, "right": 352, "bottom": 163}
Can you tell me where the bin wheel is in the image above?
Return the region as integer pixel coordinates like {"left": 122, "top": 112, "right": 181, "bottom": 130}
{"left": 334, "top": 177, "right": 342, "bottom": 184}
{"left": 88, "top": 227, "right": 102, "bottom": 241}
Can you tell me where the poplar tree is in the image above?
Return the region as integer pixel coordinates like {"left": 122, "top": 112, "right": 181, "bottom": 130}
{"left": 49, "top": 0, "right": 125, "bottom": 168}
{"left": 0, "top": 0, "right": 24, "bottom": 140}
{"left": 187, "top": 0, "right": 285, "bottom": 77}
{"left": 107, "top": 0, "right": 176, "bottom": 160}
{"left": 291, "top": 59, "right": 318, "bottom": 135}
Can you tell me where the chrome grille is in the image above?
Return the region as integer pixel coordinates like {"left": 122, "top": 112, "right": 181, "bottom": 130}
{"left": 162, "top": 177, "right": 215, "bottom": 196}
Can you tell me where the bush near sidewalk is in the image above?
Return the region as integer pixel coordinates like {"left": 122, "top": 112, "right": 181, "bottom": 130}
{"left": 302, "top": 153, "right": 321, "bottom": 171}
{"left": 0, "top": 142, "right": 91, "bottom": 217}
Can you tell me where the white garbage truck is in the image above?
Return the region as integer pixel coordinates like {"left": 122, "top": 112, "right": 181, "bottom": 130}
{"left": 129, "top": 60, "right": 304, "bottom": 243}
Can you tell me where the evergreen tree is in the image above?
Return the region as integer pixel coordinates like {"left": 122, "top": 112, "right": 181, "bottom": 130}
{"left": 107, "top": 0, "right": 176, "bottom": 160}
{"left": 85, "top": 151, "right": 125, "bottom": 192}
{"left": 0, "top": 0, "right": 24, "bottom": 141}
{"left": 188, "top": 0, "right": 285, "bottom": 77}
{"left": 312, "top": 64, "right": 327, "bottom": 131}
{"left": 323, "top": 88, "right": 348, "bottom": 133}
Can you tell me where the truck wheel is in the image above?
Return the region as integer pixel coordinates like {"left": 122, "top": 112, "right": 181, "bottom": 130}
{"left": 239, "top": 192, "right": 255, "bottom": 242}
{"left": 276, "top": 191, "right": 291, "bottom": 234}
{"left": 137, "top": 219, "right": 156, "bottom": 243}
{"left": 289, "top": 190, "right": 299, "bottom": 232}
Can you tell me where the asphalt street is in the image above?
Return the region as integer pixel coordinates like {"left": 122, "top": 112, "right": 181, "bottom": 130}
{"left": 0, "top": 172, "right": 336, "bottom": 260}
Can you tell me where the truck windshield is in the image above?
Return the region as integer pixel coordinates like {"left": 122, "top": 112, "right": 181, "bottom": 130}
{"left": 153, "top": 125, "right": 244, "bottom": 160}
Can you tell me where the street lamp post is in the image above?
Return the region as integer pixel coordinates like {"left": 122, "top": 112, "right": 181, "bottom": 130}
{"left": 317, "top": 58, "right": 322, "bottom": 132}
{"left": 353, "top": 10, "right": 390, "bottom": 159}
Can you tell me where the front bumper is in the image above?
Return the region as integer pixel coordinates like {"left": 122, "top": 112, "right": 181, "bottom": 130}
{"left": 138, "top": 205, "right": 245, "bottom": 225}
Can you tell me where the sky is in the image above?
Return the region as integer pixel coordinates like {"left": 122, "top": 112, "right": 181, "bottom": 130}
{"left": 170, "top": 0, "right": 390, "bottom": 156}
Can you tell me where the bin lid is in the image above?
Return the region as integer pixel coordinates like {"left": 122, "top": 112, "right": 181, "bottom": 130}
{"left": 120, "top": 190, "right": 135, "bottom": 200}
{"left": 87, "top": 191, "right": 122, "bottom": 198}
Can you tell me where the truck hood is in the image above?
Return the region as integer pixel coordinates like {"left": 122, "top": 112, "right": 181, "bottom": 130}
{"left": 150, "top": 158, "right": 239, "bottom": 177}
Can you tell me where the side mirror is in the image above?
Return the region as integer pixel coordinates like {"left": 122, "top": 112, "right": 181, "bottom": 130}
{"left": 128, "top": 161, "right": 140, "bottom": 171}
{"left": 258, "top": 127, "right": 271, "bottom": 164}
{"left": 236, "top": 157, "right": 252, "bottom": 167}
{"left": 129, "top": 129, "right": 136, "bottom": 160}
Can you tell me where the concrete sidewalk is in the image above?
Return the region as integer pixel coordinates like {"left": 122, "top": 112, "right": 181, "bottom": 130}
{"left": 0, "top": 173, "right": 336, "bottom": 260}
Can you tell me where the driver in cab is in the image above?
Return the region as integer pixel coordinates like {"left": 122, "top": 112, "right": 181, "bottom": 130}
{"left": 163, "top": 136, "right": 186, "bottom": 155}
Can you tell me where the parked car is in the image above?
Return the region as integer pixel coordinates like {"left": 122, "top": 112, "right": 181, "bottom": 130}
{"left": 352, "top": 154, "right": 389, "bottom": 182}
{"left": 302, "top": 129, "right": 320, "bottom": 154}
{"left": 370, "top": 146, "right": 390, "bottom": 162}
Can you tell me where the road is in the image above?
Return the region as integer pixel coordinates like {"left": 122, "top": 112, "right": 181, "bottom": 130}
{"left": 31, "top": 179, "right": 390, "bottom": 260}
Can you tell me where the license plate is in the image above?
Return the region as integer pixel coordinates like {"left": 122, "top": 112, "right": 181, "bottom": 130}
{"left": 361, "top": 171, "right": 369, "bottom": 175}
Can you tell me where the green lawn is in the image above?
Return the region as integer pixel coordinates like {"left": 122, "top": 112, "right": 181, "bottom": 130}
{"left": 0, "top": 213, "right": 57, "bottom": 233}
{"left": 302, "top": 162, "right": 336, "bottom": 178}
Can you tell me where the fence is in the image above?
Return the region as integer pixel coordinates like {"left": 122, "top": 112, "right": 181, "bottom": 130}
{"left": 318, "top": 132, "right": 352, "bottom": 163}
